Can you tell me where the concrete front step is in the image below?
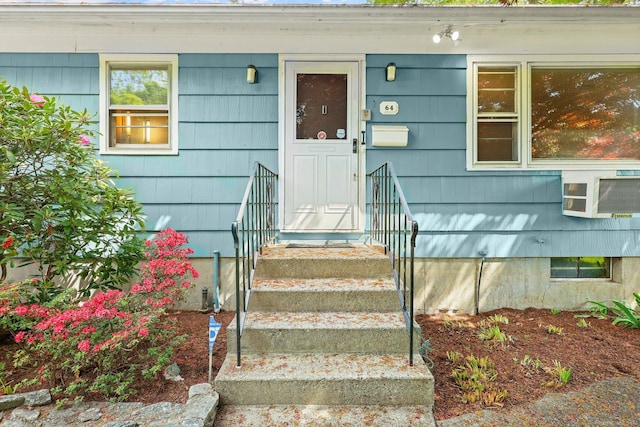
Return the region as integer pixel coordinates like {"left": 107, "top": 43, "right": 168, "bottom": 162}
{"left": 215, "top": 353, "right": 434, "bottom": 406}
{"left": 249, "top": 277, "right": 400, "bottom": 312}
{"left": 255, "top": 244, "right": 390, "bottom": 279}
{"left": 214, "top": 404, "right": 437, "bottom": 426}
{"left": 228, "top": 311, "right": 422, "bottom": 354}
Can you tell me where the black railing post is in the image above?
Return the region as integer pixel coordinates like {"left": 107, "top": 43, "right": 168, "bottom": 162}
{"left": 231, "top": 222, "right": 242, "bottom": 367}
{"left": 368, "top": 162, "right": 419, "bottom": 366}
{"left": 231, "top": 162, "right": 278, "bottom": 368}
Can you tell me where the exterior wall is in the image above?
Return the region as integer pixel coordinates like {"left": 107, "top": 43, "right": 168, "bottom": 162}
{"left": 105, "top": 54, "right": 279, "bottom": 258}
{"left": 415, "top": 257, "right": 640, "bottom": 315}
{"left": 365, "top": 53, "right": 640, "bottom": 260}
{"left": 0, "top": 53, "right": 278, "bottom": 258}
{"left": 2, "top": 48, "right": 640, "bottom": 313}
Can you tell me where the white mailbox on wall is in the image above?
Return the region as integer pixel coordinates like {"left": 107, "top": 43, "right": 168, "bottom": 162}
{"left": 371, "top": 125, "right": 409, "bottom": 147}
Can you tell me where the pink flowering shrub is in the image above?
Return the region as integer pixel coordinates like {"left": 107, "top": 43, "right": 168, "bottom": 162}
{"left": 4, "top": 229, "right": 197, "bottom": 403}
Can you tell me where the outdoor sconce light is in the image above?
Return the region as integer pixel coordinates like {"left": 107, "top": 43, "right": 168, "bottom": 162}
{"left": 385, "top": 63, "right": 396, "bottom": 82}
{"left": 246, "top": 65, "right": 257, "bottom": 84}
{"left": 433, "top": 25, "right": 461, "bottom": 45}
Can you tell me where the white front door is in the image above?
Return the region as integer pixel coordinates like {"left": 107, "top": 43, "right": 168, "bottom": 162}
{"left": 282, "top": 60, "right": 362, "bottom": 232}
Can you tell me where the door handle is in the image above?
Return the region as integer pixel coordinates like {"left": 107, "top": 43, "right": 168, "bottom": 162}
{"left": 353, "top": 138, "right": 358, "bottom": 154}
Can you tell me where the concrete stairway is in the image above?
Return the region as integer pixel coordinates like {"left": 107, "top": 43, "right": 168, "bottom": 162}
{"left": 214, "top": 243, "right": 435, "bottom": 426}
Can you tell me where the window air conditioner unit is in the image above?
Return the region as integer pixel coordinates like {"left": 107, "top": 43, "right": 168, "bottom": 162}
{"left": 562, "top": 171, "right": 640, "bottom": 218}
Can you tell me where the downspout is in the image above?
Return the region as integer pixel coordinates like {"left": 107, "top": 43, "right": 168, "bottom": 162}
{"left": 213, "top": 250, "right": 221, "bottom": 313}
{"left": 476, "top": 251, "right": 488, "bottom": 315}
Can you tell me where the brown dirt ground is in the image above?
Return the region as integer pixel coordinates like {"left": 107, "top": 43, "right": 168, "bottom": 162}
{"left": 2, "top": 308, "right": 640, "bottom": 421}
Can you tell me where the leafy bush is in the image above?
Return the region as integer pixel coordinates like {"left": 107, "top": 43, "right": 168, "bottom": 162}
{"left": 4, "top": 229, "right": 197, "bottom": 403}
{"left": 0, "top": 81, "right": 145, "bottom": 298}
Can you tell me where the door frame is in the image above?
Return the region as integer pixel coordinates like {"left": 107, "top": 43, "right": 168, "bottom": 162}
{"left": 278, "top": 53, "right": 367, "bottom": 234}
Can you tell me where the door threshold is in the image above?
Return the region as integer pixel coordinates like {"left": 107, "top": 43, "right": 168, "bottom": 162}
{"left": 277, "top": 232, "right": 365, "bottom": 243}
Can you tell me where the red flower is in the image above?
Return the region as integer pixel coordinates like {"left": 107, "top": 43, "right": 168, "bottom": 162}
{"left": 2, "top": 236, "right": 14, "bottom": 250}
{"left": 29, "top": 93, "right": 45, "bottom": 107}
{"left": 78, "top": 340, "right": 91, "bottom": 352}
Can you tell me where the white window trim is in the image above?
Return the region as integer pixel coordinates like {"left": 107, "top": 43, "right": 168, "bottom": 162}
{"left": 467, "top": 54, "right": 640, "bottom": 171}
{"left": 99, "top": 54, "right": 179, "bottom": 155}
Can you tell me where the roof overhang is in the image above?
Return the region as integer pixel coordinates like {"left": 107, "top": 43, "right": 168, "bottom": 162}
{"left": 0, "top": 4, "right": 638, "bottom": 54}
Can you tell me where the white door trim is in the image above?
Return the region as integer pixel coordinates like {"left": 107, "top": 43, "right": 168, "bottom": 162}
{"left": 278, "top": 54, "right": 366, "bottom": 234}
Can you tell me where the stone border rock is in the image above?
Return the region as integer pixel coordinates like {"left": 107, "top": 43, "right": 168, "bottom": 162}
{"left": 0, "top": 384, "right": 218, "bottom": 427}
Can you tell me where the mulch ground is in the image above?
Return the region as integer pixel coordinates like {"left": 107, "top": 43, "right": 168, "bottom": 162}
{"left": 2, "top": 308, "right": 639, "bottom": 422}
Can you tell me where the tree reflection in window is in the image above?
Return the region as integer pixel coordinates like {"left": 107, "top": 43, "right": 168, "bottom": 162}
{"left": 531, "top": 67, "right": 640, "bottom": 161}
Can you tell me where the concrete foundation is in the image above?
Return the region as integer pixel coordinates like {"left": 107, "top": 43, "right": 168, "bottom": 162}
{"left": 6, "top": 256, "right": 639, "bottom": 315}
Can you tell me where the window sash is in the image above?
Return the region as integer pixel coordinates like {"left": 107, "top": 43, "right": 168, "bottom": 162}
{"left": 109, "top": 111, "right": 169, "bottom": 146}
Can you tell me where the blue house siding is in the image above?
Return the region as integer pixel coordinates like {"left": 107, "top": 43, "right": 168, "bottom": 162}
{"left": 365, "top": 54, "right": 640, "bottom": 259}
{"left": 108, "top": 53, "right": 280, "bottom": 257}
{"left": 0, "top": 53, "right": 99, "bottom": 125}
{"left": 0, "top": 52, "right": 279, "bottom": 257}
{"left": 3, "top": 52, "right": 640, "bottom": 260}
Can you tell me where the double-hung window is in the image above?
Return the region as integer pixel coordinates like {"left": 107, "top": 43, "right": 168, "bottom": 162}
{"left": 100, "top": 54, "right": 178, "bottom": 155}
{"left": 468, "top": 56, "right": 640, "bottom": 170}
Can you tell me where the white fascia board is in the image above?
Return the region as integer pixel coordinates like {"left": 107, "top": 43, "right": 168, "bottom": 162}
{"left": 2, "top": 5, "right": 640, "bottom": 24}
{"left": 0, "top": 5, "right": 639, "bottom": 55}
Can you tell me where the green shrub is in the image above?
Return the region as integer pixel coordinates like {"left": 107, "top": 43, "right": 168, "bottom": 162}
{"left": 0, "top": 81, "right": 145, "bottom": 299}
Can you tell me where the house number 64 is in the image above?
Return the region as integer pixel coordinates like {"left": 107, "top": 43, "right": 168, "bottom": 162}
{"left": 379, "top": 101, "right": 399, "bottom": 115}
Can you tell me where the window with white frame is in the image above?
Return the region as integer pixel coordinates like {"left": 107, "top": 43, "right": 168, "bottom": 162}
{"left": 100, "top": 55, "right": 178, "bottom": 155}
{"left": 468, "top": 56, "right": 640, "bottom": 170}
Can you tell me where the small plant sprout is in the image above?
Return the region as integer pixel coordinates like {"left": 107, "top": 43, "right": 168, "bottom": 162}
{"left": 477, "top": 325, "right": 514, "bottom": 345}
{"left": 544, "top": 360, "right": 572, "bottom": 387}
{"left": 576, "top": 318, "right": 590, "bottom": 328}
{"left": 588, "top": 301, "right": 609, "bottom": 319}
{"left": 547, "top": 325, "right": 564, "bottom": 335}
{"left": 450, "top": 354, "right": 507, "bottom": 407}
{"left": 550, "top": 309, "right": 561, "bottom": 315}
{"left": 442, "top": 318, "right": 470, "bottom": 330}
{"left": 447, "top": 351, "right": 464, "bottom": 364}
{"left": 513, "top": 355, "right": 543, "bottom": 377}
{"left": 488, "top": 314, "right": 509, "bottom": 325}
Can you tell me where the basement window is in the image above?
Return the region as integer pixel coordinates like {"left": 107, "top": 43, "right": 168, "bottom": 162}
{"left": 550, "top": 257, "right": 611, "bottom": 279}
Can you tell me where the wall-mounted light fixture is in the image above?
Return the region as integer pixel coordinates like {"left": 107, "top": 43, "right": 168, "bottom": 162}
{"left": 246, "top": 65, "right": 257, "bottom": 84}
{"left": 432, "top": 25, "right": 461, "bottom": 45}
{"left": 385, "top": 63, "right": 396, "bottom": 82}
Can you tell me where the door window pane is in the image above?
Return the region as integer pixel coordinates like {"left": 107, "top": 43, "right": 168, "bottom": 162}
{"left": 531, "top": 67, "right": 640, "bottom": 160}
{"left": 296, "top": 74, "right": 347, "bottom": 140}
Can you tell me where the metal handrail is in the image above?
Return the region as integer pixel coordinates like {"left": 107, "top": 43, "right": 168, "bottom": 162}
{"left": 368, "top": 162, "right": 419, "bottom": 366}
{"left": 231, "top": 162, "right": 278, "bottom": 367}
